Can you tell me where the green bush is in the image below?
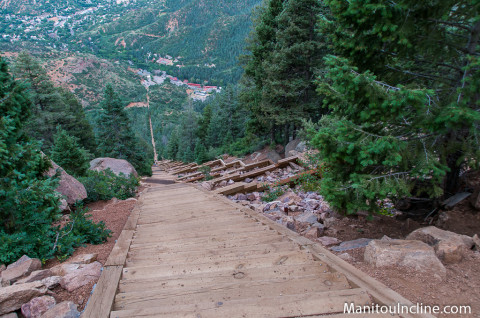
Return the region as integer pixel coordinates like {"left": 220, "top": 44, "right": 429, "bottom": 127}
{"left": 79, "top": 169, "right": 139, "bottom": 202}
{"left": 261, "top": 184, "right": 288, "bottom": 202}
{"left": 53, "top": 204, "right": 111, "bottom": 262}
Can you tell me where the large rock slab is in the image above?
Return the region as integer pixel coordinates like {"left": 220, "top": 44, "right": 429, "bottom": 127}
{"left": 21, "top": 296, "right": 56, "bottom": 318}
{"left": 46, "top": 160, "right": 87, "bottom": 206}
{"left": 0, "top": 313, "right": 18, "bottom": 318}
{"left": 15, "top": 269, "right": 53, "bottom": 285}
{"left": 285, "top": 139, "right": 301, "bottom": 157}
{"left": 364, "top": 239, "right": 446, "bottom": 277}
{"left": 0, "top": 281, "right": 48, "bottom": 315}
{"left": 59, "top": 261, "right": 102, "bottom": 292}
{"left": 68, "top": 254, "right": 98, "bottom": 265}
{"left": 1, "top": 255, "right": 42, "bottom": 284}
{"left": 406, "top": 226, "right": 474, "bottom": 263}
{"left": 331, "top": 238, "right": 373, "bottom": 252}
{"left": 40, "top": 301, "right": 80, "bottom": 318}
{"left": 89, "top": 158, "right": 138, "bottom": 177}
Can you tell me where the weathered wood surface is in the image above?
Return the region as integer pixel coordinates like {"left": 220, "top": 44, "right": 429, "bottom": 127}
{"left": 83, "top": 166, "right": 435, "bottom": 318}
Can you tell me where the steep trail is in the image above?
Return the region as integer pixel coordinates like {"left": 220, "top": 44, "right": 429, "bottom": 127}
{"left": 146, "top": 88, "right": 158, "bottom": 163}
{"left": 82, "top": 163, "right": 434, "bottom": 318}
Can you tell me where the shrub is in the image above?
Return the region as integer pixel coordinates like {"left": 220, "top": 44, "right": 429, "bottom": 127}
{"left": 52, "top": 204, "right": 111, "bottom": 262}
{"left": 79, "top": 168, "right": 139, "bottom": 202}
{"left": 261, "top": 184, "right": 288, "bottom": 202}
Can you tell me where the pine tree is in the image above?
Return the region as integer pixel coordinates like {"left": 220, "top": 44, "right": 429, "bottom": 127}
{"left": 13, "top": 51, "right": 96, "bottom": 153}
{"left": 51, "top": 126, "right": 91, "bottom": 177}
{"left": 194, "top": 140, "right": 208, "bottom": 164}
{"left": 96, "top": 84, "right": 152, "bottom": 176}
{"left": 240, "top": 0, "right": 284, "bottom": 138}
{"left": 309, "top": 0, "right": 480, "bottom": 214}
{"left": 0, "top": 56, "right": 61, "bottom": 263}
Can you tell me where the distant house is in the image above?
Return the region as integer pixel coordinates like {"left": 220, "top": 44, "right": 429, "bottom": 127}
{"left": 157, "top": 57, "right": 173, "bottom": 65}
{"left": 203, "top": 86, "right": 219, "bottom": 93}
{"left": 187, "top": 83, "right": 202, "bottom": 90}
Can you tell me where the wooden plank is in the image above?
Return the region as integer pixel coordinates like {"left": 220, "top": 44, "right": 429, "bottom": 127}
{"left": 122, "top": 252, "right": 314, "bottom": 280}
{"left": 117, "top": 263, "right": 347, "bottom": 294}
{"left": 114, "top": 275, "right": 353, "bottom": 310}
{"left": 81, "top": 265, "right": 123, "bottom": 318}
{"left": 110, "top": 288, "right": 370, "bottom": 318}
{"left": 105, "top": 230, "right": 134, "bottom": 266}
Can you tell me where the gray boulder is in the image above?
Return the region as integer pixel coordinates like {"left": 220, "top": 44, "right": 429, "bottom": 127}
{"left": 45, "top": 160, "right": 87, "bottom": 207}
{"left": 406, "top": 226, "right": 474, "bottom": 264}
{"left": 89, "top": 158, "right": 138, "bottom": 177}
{"left": 364, "top": 239, "right": 446, "bottom": 278}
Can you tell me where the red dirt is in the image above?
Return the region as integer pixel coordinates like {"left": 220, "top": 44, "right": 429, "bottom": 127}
{"left": 44, "top": 197, "right": 138, "bottom": 310}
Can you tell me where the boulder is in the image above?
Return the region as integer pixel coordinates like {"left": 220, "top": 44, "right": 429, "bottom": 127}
{"left": 0, "top": 313, "right": 18, "bottom": 318}
{"left": 330, "top": 238, "right": 373, "bottom": 252}
{"left": 0, "top": 281, "right": 48, "bottom": 315}
{"left": 21, "top": 296, "right": 56, "bottom": 318}
{"left": 60, "top": 261, "right": 102, "bottom": 292}
{"left": 1, "top": 255, "right": 42, "bottom": 284}
{"left": 406, "top": 226, "right": 474, "bottom": 263}
{"left": 473, "top": 234, "right": 480, "bottom": 251}
{"left": 364, "top": 239, "right": 446, "bottom": 277}
{"left": 266, "top": 150, "right": 282, "bottom": 163}
{"left": 285, "top": 139, "right": 302, "bottom": 157}
{"left": 317, "top": 236, "right": 342, "bottom": 247}
{"left": 46, "top": 160, "right": 87, "bottom": 206}
{"left": 304, "top": 225, "right": 324, "bottom": 239}
{"left": 15, "top": 269, "right": 53, "bottom": 285}
{"left": 40, "top": 302, "right": 80, "bottom": 318}
{"left": 40, "top": 276, "right": 62, "bottom": 289}
{"left": 89, "top": 158, "right": 138, "bottom": 177}
{"left": 0, "top": 264, "right": 5, "bottom": 275}
{"left": 201, "top": 182, "right": 212, "bottom": 191}
{"left": 50, "top": 263, "right": 81, "bottom": 277}
{"left": 323, "top": 217, "right": 337, "bottom": 228}
{"left": 277, "top": 191, "right": 302, "bottom": 205}
{"left": 69, "top": 254, "right": 98, "bottom": 265}
{"left": 295, "top": 211, "right": 318, "bottom": 225}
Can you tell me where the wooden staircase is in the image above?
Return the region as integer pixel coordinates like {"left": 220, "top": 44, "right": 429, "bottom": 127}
{"left": 82, "top": 166, "right": 435, "bottom": 318}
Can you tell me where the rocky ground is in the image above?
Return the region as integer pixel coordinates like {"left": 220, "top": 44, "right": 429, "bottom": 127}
{"left": 0, "top": 197, "right": 137, "bottom": 318}
{"left": 221, "top": 179, "right": 480, "bottom": 318}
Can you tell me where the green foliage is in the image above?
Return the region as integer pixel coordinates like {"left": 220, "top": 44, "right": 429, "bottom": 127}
{"left": 51, "top": 127, "right": 91, "bottom": 177}
{"left": 199, "top": 165, "right": 213, "bottom": 181}
{"left": 79, "top": 169, "right": 139, "bottom": 202}
{"left": 294, "top": 173, "right": 322, "bottom": 193}
{"left": 308, "top": 0, "right": 480, "bottom": 214}
{"left": 13, "top": 52, "right": 96, "bottom": 153}
{"left": 0, "top": 56, "right": 109, "bottom": 264}
{"left": 261, "top": 184, "right": 287, "bottom": 202}
{"left": 52, "top": 204, "right": 111, "bottom": 262}
{"left": 194, "top": 140, "right": 208, "bottom": 164}
{"left": 240, "top": 0, "right": 327, "bottom": 144}
{"left": 96, "top": 84, "right": 153, "bottom": 176}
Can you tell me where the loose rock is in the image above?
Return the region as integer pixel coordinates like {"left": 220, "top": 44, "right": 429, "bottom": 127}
{"left": 0, "top": 281, "right": 48, "bottom": 315}
{"left": 69, "top": 254, "right": 98, "bottom": 265}
{"left": 1, "top": 255, "right": 42, "bottom": 284}
{"left": 40, "top": 301, "right": 80, "bottom": 318}
{"left": 364, "top": 239, "right": 446, "bottom": 278}
{"left": 317, "top": 236, "right": 342, "bottom": 247}
{"left": 40, "top": 276, "right": 61, "bottom": 289}
{"left": 406, "top": 226, "right": 474, "bottom": 263}
{"left": 15, "top": 269, "right": 53, "bottom": 285}
{"left": 330, "top": 238, "right": 373, "bottom": 252}
{"left": 59, "top": 261, "right": 102, "bottom": 292}
{"left": 21, "top": 296, "right": 56, "bottom": 318}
